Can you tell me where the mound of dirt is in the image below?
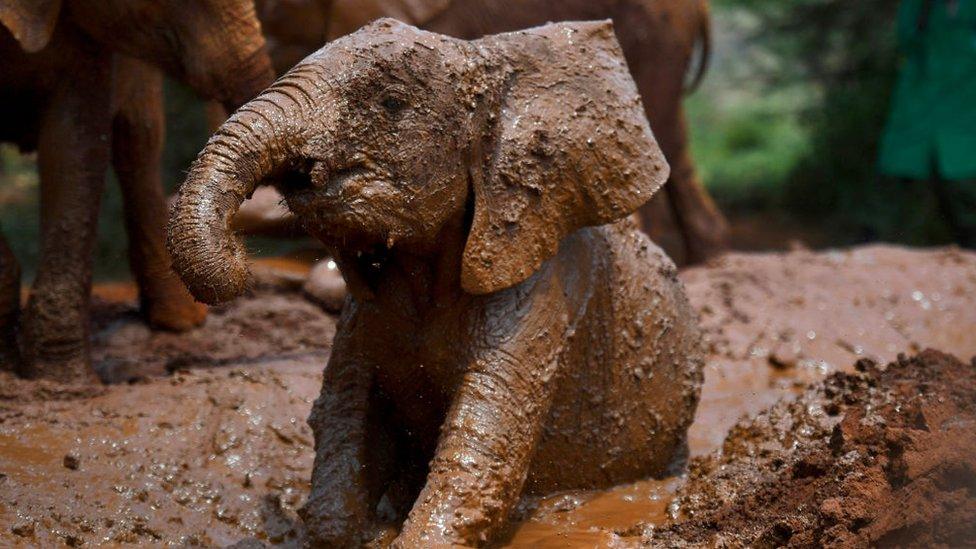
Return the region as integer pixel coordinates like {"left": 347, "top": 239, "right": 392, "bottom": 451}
{"left": 647, "top": 349, "right": 976, "bottom": 547}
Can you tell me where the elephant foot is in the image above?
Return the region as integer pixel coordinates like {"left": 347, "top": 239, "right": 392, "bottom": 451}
{"left": 21, "top": 304, "right": 99, "bottom": 384}
{"left": 25, "top": 354, "right": 98, "bottom": 384}
{"left": 682, "top": 210, "right": 730, "bottom": 265}
{"left": 141, "top": 277, "right": 208, "bottom": 332}
{"left": 20, "top": 331, "right": 98, "bottom": 384}
{"left": 684, "top": 234, "right": 727, "bottom": 265}
{"left": 298, "top": 504, "right": 368, "bottom": 548}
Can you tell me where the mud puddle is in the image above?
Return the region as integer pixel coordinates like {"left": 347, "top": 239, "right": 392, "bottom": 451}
{"left": 2, "top": 244, "right": 976, "bottom": 546}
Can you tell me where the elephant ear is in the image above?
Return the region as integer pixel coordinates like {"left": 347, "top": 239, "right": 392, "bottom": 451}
{"left": 0, "top": 0, "right": 62, "bottom": 53}
{"left": 461, "top": 20, "right": 669, "bottom": 295}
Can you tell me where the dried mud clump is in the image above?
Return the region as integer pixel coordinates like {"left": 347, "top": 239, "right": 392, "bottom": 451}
{"left": 649, "top": 349, "right": 976, "bottom": 547}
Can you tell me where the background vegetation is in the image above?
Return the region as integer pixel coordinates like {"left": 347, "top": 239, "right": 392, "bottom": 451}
{"left": 0, "top": 0, "right": 962, "bottom": 280}
{"left": 693, "top": 0, "right": 956, "bottom": 245}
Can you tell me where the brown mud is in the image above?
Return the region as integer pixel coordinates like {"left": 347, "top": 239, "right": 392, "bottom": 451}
{"left": 1, "top": 244, "right": 975, "bottom": 546}
{"left": 648, "top": 349, "right": 976, "bottom": 547}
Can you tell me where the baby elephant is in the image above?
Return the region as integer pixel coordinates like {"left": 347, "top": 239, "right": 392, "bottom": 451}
{"left": 168, "top": 19, "right": 703, "bottom": 547}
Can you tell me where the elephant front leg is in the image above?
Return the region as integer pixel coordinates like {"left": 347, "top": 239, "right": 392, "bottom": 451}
{"left": 112, "top": 56, "right": 207, "bottom": 332}
{"left": 301, "top": 349, "right": 393, "bottom": 546}
{"left": 21, "top": 54, "right": 112, "bottom": 383}
{"left": 395, "top": 356, "right": 559, "bottom": 547}
{"left": 0, "top": 230, "right": 20, "bottom": 371}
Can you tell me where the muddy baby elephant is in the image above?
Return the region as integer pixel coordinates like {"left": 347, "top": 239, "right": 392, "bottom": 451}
{"left": 169, "top": 19, "right": 703, "bottom": 547}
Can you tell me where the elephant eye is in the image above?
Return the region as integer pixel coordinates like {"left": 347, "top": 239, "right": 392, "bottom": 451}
{"left": 381, "top": 96, "right": 407, "bottom": 113}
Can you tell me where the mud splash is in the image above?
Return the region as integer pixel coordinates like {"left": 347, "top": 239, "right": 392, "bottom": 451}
{"left": 1, "top": 245, "right": 975, "bottom": 546}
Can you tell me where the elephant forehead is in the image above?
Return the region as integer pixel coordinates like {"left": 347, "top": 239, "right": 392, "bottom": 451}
{"left": 317, "top": 18, "right": 457, "bottom": 63}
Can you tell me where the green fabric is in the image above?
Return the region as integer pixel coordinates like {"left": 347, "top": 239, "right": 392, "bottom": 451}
{"left": 878, "top": 0, "right": 976, "bottom": 180}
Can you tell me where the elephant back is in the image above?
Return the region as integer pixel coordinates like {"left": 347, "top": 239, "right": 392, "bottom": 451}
{"left": 328, "top": 0, "right": 451, "bottom": 39}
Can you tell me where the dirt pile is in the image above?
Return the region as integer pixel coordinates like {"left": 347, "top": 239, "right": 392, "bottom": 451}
{"left": 648, "top": 350, "right": 976, "bottom": 547}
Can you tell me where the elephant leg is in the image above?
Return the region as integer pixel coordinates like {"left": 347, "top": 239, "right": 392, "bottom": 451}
{"left": 21, "top": 53, "right": 112, "bottom": 383}
{"left": 300, "top": 345, "right": 395, "bottom": 546}
{"left": 663, "top": 108, "right": 729, "bottom": 265}
{"left": 616, "top": 6, "right": 728, "bottom": 266}
{"left": 0, "top": 230, "right": 20, "bottom": 372}
{"left": 112, "top": 56, "right": 207, "bottom": 332}
{"left": 394, "top": 360, "right": 558, "bottom": 547}
{"left": 637, "top": 192, "right": 686, "bottom": 265}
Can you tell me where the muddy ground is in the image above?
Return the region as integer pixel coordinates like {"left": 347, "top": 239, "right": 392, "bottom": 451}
{"left": 1, "top": 244, "right": 974, "bottom": 547}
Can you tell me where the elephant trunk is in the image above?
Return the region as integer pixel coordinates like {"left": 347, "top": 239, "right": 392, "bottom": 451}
{"left": 168, "top": 82, "right": 308, "bottom": 304}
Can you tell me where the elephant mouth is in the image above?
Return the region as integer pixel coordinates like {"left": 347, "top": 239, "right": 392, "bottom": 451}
{"left": 328, "top": 164, "right": 372, "bottom": 190}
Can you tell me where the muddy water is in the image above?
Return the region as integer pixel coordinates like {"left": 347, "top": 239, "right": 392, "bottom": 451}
{"left": 2, "top": 245, "right": 975, "bottom": 546}
{"left": 504, "top": 478, "right": 681, "bottom": 547}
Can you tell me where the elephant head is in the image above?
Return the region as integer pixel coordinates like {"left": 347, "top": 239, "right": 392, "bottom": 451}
{"left": 168, "top": 19, "right": 669, "bottom": 303}
{"left": 0, "top": 0, "right": 274, "bottom": 108}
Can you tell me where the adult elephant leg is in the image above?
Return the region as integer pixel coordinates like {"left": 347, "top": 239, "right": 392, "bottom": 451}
{"left": 21, "top": 53, "right": 110, "bottom": 383}
{"left": 616, "top": 2, "right": 728, "bottom": 265}
{"left": 0, "top": 230, "right": 20, "bottom": 371}
{"left": 637, "top": 191, "right": 686, "bottom": 265}
{"left": 112, "top": 56, "right": 207, "bottom": 332}
{"left": 663, "top": 107, "right": 729, "bottom": 264}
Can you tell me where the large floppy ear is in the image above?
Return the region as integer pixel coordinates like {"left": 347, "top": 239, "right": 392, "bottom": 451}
{"left": 461, "top": 20, "right": 669, "bottom": 295}
{"left": 0, "top": 0, "right": 62, "bottom": 53}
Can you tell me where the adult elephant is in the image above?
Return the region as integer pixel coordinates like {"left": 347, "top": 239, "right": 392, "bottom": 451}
{"left": 0, "top": 0, "right": 274, "bottom": 382}
{"left": 243, "top": 0, "right": 729, "bottom": 265}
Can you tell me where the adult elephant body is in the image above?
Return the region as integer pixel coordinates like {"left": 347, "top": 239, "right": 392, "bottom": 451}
{"left": 253, "top": 0, "right": 728, "bottom": 264}
{"left": 0, "top": 0, "right": 274, "bottom": 381}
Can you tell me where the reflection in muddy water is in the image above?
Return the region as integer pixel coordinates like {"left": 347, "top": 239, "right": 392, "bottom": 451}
{"left": 504, "top": 477, "right": 682, "bottom": 547}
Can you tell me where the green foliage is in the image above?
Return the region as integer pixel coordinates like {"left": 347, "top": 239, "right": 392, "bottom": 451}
{"left": 688, "top": 85, "right": 811, "bottom": 212}
{"left": 698, "top": 0, "right": 958, "bottom": 245}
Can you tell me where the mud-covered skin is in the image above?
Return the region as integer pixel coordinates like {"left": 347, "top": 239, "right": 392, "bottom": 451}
{"left": 296, "top": 220, "right": 702, "bottom": 547}
{"left": 252, "top": 0, "right": 727, "bottom": 265}
{"left": 168, "top": 21, "right": 704, "bottom": 546}
{"left": 0, "top": 0, "right": 274, "bottom": 381}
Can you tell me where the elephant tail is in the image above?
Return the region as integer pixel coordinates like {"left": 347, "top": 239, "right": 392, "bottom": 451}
{"left": 684, "top": 0, "right": 711, "bottom": 95}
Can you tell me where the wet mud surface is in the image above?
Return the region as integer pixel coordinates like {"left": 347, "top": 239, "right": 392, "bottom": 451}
{"left": 1, "top": 244, "right": 975, "bottom": 546}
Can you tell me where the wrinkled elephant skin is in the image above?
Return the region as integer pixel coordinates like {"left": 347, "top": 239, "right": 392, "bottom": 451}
{"left": 169, "top": 20, "right": 704, "bottom": 546}
{"left": 253, "top": 0, "right": 728, "bottom": 265}
{"left": 0, "top": 0, "right": 274, "bottom": 381}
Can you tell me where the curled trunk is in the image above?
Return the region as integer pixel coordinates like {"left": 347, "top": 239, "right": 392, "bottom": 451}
{"left": 167, "top": 82, "right": 308, "bottom": 304}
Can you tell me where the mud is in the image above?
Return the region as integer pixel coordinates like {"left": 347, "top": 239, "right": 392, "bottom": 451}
{"left": 647, "top": 349, "right": 976, "bottom": 547}
{"left": 1, "top": 244, "right": 975, "bottom": 546}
